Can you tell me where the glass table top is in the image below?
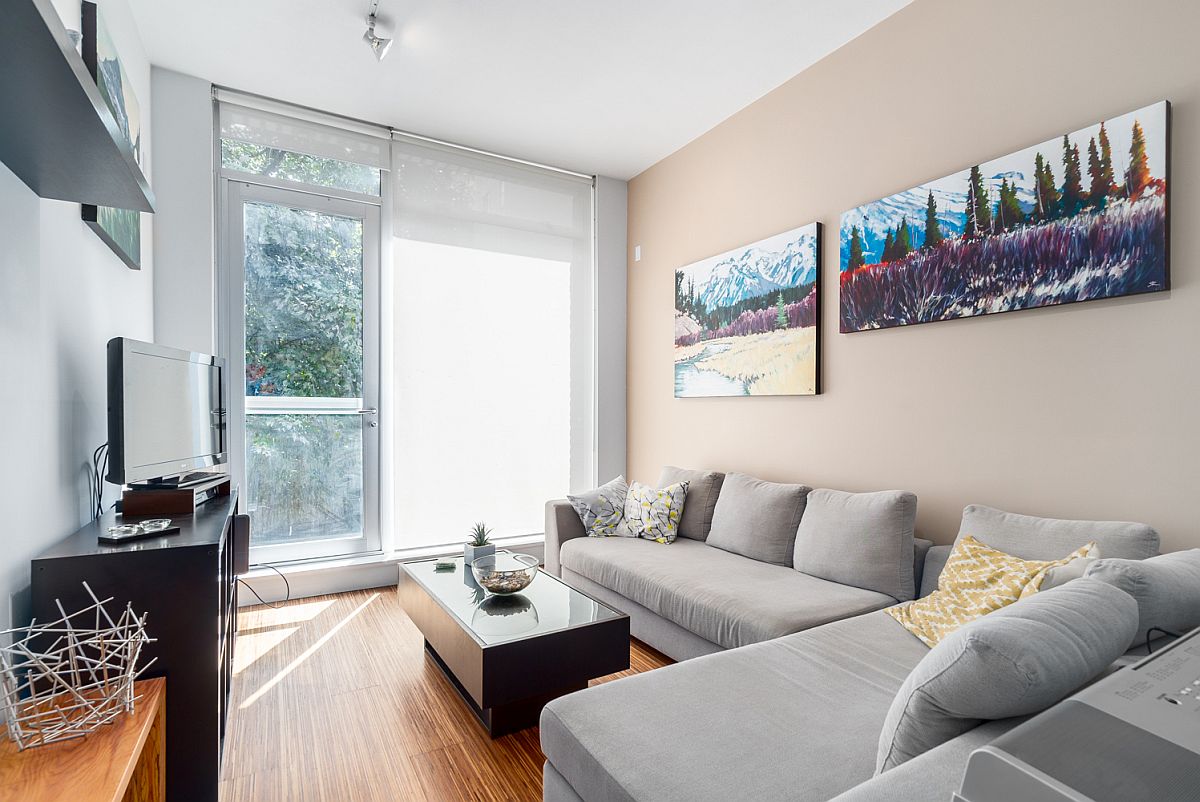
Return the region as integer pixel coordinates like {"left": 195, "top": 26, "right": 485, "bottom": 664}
{"left": 402, "top": 556, "right": 624, "bottom": 646}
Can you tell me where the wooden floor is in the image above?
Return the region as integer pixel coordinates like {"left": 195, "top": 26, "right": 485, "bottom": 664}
{"left": 220, "top": 588, "right": 671, "bottom": 802}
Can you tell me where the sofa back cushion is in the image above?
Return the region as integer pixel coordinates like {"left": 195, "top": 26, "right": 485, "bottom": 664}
{"left": 707, "top": 473, "right": 811, "bottom": 566}
{"left": 1085, "top": 549, "right": 1200, "bottom": 646}
{"left": 876, "top": 578, "right": 1138, "bottom": 773}
{"left": 658, "top": 466, "right": 724, "bottom": 541}
{"left": 793, "top": 489, "right": 918, "bottom": 601}
{"left": 956, "top": 504, "right": 1159, "bottom": 561}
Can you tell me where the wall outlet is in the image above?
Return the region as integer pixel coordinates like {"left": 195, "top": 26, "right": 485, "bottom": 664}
{"left": 634, "top": 245, "right": 641, "bottom": 262}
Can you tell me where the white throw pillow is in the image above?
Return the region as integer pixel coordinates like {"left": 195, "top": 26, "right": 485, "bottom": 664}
{"left": 623, "top": 480, "right": 689, "bottom": 544}
{"left": 567, "top": 476, "right": 634, "bottom": 537}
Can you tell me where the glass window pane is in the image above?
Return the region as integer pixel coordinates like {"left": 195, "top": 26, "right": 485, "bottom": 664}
{"left": 222, "top": 139, "right": 381, "bottom": 196}
{"left": 244, "top": 202, "right": 364, "bottom": 398}
{"left": 245, "top": 414, "right": 363, "bottom": 545}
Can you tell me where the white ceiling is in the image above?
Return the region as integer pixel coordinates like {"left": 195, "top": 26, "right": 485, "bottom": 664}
{"left": 128, "top": 0, "right": 910, "bottom": 179}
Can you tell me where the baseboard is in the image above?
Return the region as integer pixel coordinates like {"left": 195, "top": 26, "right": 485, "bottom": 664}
{"left": 237, "top": 537, "right": 546, "bottom": 606}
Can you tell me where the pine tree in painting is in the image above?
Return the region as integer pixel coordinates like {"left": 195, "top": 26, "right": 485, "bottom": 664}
{"left": 994, "top": 179, "right": 1025, "bottom": 233}
{"left": 1126, "top": 120, "right": 1151, "bottom": 200}
{"left": 1086, "top": 136, "right": 1103, "bottom": 208}
{"left": 848, "top": 225, "right": 866, "bottom": 268}
{"left": 1061, "top": 135, "right": 1085, "bottom": 217}
{"left": 1032, "top": 153, "right": 1061, "bottom": 222}
{"left": 775, "top": 291, "right": 788, "bottom": 329}
{"left": 1098, "top": 122, "right": 1117, "bottom": 199}
{"left": 882, "top": 230, "right": 895, "bottom": 262}
{"left": 923, "top": 191, "right": 943, "bottom": 249}
{"left": 964, "top": 166, "right": 985, "bottom": 238}
{"left": 974, "top": 171, "right": 992, "bottom": 235}
{"left": 895, "top": 219, "right": 912, "bottom": 257}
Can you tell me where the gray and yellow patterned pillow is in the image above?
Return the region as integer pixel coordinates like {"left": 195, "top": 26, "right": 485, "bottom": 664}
{"left": 568, "top": 476, "right": 635, "bottom": 537}
{"left": 623, "top": 480, "right": 689, "bottom": 544}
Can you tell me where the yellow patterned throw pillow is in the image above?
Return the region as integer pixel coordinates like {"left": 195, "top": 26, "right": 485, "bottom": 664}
{"left": 888, "top": 536, "right": 1098, "bottom": 647}
{"left": 622, "top": 480, "right": 689, "bottom": 544}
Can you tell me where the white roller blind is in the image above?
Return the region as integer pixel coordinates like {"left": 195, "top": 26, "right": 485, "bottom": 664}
{"left": 391, "top": 135, "right": 591, "bottom": 260}
{"left": 390, "top": 136, "right": 595, "bottom": 548}
{"left": 219, "top": 101, "right": 390, "bottom": 171}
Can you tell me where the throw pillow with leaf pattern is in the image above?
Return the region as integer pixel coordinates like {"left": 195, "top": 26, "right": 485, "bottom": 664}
{"left": 623, "top": 480, "right": 689, "bottom": 544}
{"left": 568, "top": 476, "right": 635, "bottom": 537}
{"left": 888, "top": 536, "right": 1098, "bottom": 647}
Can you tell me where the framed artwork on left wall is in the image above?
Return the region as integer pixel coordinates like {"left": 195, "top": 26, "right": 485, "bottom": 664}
{"left": 81, "top": 0, "right": 144, "bottom": 270}
{"left": 674, "top": 222, "right": 821, "bottom": 397}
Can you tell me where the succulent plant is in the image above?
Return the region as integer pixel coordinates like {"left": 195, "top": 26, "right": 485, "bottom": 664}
{"left": 468, "top": 522, "right": 493, "bottom": 547}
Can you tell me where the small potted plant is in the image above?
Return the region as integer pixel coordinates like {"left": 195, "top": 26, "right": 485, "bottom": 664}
{"left": 464, "top": 522, "right": 495, "bottom": 566}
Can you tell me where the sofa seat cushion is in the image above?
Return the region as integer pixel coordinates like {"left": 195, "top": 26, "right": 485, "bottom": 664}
{"left": 540, "top": 611, "right": 930, "bottom": 802}
{"left": 559, "top": 536, "right": 896, "bottom": 649}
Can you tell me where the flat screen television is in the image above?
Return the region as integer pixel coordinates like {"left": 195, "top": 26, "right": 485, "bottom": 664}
{"left": 106, "top": 337, "right": 227, "bottom": 485}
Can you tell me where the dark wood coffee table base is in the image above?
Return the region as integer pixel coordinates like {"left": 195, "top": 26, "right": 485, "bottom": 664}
{"left": 425, "top": 640, "right": 586, "bottom": 737}
{"left": 398, "top": 562, "right": 630, "bottom": 739}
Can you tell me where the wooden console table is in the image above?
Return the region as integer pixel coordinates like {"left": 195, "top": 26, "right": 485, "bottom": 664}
{"left": 0, "top": 677, "right": 165, "bottom": 802}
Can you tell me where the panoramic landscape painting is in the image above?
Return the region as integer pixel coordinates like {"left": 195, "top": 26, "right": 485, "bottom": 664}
{"left": 839, "top": 101, "right": 1169, "bottom": 332}
{"left": 675, "top": 223, "right": 820, "bottom": 397}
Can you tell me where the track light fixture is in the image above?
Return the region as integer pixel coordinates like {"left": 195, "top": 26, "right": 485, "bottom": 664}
{"left": 363, "top": 13, "right": 393, "bottom": 61}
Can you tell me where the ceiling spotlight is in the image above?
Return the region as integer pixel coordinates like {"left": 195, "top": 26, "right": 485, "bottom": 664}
{"left": 363, "top": 13, "right": 393, "bottom": 61}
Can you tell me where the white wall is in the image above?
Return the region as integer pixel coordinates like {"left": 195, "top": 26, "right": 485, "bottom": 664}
{"left": 0, "top": 0, "right": 153, "bottom": 631}
{"left": 151, "top": 67, "right": 215, "bottom": 353}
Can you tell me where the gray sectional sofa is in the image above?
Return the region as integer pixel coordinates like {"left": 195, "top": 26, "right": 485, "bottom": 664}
{"left": 541, "top": 470, "right": 1172, "bottom": 802}
{"left": 546, "top": 470, "right": 932, "bottom": 661}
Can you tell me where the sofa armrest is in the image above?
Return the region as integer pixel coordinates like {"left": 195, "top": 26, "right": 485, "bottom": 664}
{"left": 912, "top": 538, "right": 933, "bottom": 598}
{"left": 919, "top": 544, "right": 953, "bottom": 597}
{"left": 545, "top": 500, "right": 586, "bottom": 576}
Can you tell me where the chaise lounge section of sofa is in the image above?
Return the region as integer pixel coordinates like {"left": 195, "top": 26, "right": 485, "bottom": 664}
{"left": 541, "top": 492, "right": 1163, "bottom": 802}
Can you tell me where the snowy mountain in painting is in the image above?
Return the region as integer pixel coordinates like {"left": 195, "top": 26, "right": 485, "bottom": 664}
{"left": 840, "top": 173, "right": 1037, "bottom": 268}
{"left": 693, "top": 231, "right": 817, "bottom": 312}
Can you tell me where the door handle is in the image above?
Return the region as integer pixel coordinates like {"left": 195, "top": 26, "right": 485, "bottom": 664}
{"left": 356, "top": 408, "right": 378, "bottom": 415}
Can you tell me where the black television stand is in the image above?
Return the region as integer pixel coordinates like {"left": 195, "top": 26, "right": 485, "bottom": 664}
{"left": 31, "top": 488, "right": 246, "bottom": 802}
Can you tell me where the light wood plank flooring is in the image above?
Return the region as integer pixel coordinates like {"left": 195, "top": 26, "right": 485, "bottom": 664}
{"left": 220, "top": 587, "right": 671, "bottom": 801}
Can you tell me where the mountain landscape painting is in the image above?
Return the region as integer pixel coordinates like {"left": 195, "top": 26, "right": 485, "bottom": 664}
{"left": 675, "top": 222, "right": 820, "bottom": 397}
{"left": 839, "top": 101, "right": 1169, "bottom": 332}
{"left": 82, "top": 1, "right": 143, "bottom": 270}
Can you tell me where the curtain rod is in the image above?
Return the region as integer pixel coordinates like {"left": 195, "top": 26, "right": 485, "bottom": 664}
{"left": 212, "top": 84, "right": 595, "bottom": 182}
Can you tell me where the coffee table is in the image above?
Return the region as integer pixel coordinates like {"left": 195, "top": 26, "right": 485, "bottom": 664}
{"left": 398, "top": 556, "right": 630, "bottom": 737}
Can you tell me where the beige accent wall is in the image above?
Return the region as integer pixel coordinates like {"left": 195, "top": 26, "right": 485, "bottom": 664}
{"left": 626, "top": 0, "right": 1200, "bottom": 550}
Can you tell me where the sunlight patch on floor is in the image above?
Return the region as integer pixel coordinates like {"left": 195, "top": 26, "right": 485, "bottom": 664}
{"left": 239, "top": 593, "right": 380, "bottom": 709}
{"left": 238, "top": 597, "right": 336, "bottom": 631}
{"left": 233, "top": 626, "right": 298, "bottom": 676}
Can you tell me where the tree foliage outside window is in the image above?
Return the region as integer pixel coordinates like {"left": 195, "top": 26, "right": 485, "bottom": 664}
{"left": 222, "top": 139, "right": 380, "bottom": 195}
{"left": 246, "top": 414, "right": 364, "bottom": 543}
{"left": 243, "top": 202, "right": 364, "bottom": 398}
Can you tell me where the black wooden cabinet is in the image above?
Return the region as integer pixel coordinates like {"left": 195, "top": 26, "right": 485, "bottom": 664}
{"left": 31, "top": 489, "right": 243, "bottom": 802}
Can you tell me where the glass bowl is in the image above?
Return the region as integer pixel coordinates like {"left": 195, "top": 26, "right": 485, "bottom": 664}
{"left": 470, "top": 552, "right": 539, "bottom": 595}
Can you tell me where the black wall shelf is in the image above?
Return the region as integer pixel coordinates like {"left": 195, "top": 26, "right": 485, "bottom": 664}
{"left": 0, "top": 0, "right": 154, "bottom": 212}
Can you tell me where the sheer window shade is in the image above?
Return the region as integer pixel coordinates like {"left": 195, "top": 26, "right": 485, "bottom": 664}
{"left": 219, "top": 102, "right": 390, "bottom": 171}
{"left": 390, "top": 136, "right": 596, "bottom": 548}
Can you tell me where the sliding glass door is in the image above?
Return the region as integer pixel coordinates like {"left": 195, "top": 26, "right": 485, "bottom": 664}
{"left": 225, "top": 182, "right": 381, "bottom": 563}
